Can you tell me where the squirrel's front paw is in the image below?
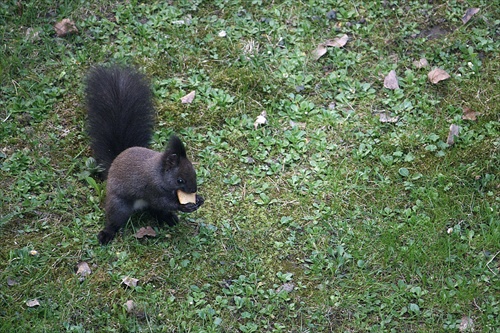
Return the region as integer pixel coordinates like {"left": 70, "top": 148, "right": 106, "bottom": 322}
{"left": 196, "top": 194, "right": 205, "bottom": 207}
{"left": 98, "top": 229, "right": 116, "bottom": 245}
{"left": 179, "top": 194, "right": 204, "bottom": 213}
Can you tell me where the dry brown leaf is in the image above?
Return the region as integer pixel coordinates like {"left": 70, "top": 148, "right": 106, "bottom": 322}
{"left": 124, "top": 300, "right": 136, "bottom": 313}
{"left": 462, "top": 107, "right": 478, "bottom": 121}
{"left": 276, "top": 282, "right": 295, "bottom": 293}
{"left": 134, "top": 226, "right": 156, "bottom": 239}
{"left": 446, "top": 124, "right": 460, "bottom": 145}
{"left": 312, "top": 44, "right": 328, "bottom": 60}
{"left": 7, "top": 277, "right": 18, "bottom": 286}
{"left": 462, "top": 8, "right": 480, "bottom": 24}
{"left": 325, "top": 34, "right": 348, "bottom": 48}
{"left": 26, "top": 299, "right": 40, "bottom": 307}
{"left": 180, "top": 90, "right": 196, "bottom": 104}
{"left": 313, "top": 34, "right": 348, "bottom": 60}
{"left": 54, "top": 18, "right": 78, "bottom": 37}
{"left": 254, "top": 110, "right": 267, "bottom": 130}
{"left": 76, "top": 261, "right": 92, "bottom": 277}
{"left": 428, "top": 68, "right": 450, "bottom": 84}
{"left": 122, "top": 276, "right": 139, "bottom": 288}
{"left": 412, "top": 58, "right": 429, "bottom": 69}
{"left": 124, "top": 300, "right": 146, "bottom": 319}
{"left": 383, "top": 70, "right": 399, "bottom": 89}
{"left": 459, "top": 315, "right": 474, "bottom": 332}
{"left": 379, "top": 113, "right": 399, "bottom": 123}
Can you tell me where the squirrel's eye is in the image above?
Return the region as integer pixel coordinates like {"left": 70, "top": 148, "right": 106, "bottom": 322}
{"left": 177, "top": 178, "right": 185, "bottom": 184}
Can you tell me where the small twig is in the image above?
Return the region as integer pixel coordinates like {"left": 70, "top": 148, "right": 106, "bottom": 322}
{"left": 472, "top": 298, "right": 483, "bottom": 312}
{"left": 11, "top": 79, "right": 19, "bottom": 94}
{"left": 486, "top": 250, "right": 499, "bottom": 276}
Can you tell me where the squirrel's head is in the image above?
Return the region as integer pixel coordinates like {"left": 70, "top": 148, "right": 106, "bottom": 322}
{"left": 161, "top": 135, "right": 197, "bottom": 194}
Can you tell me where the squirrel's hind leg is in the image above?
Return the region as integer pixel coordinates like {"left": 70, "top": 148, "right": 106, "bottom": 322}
{"left": 98, "top": 197, "right": 134, "bottom": 245}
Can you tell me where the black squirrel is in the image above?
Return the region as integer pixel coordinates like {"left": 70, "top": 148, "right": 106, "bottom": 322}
{"left": 85, "top": 65, "right": 204, "bottom": 245}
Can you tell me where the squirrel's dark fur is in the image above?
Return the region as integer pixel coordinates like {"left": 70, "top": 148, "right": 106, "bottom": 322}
{"left": 85, "top": 65, "right": 204, "bottom": 245}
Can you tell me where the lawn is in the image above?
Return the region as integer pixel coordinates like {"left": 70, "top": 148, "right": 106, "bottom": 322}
{"left": 0, "top": 1, "right": 499, "bottom": 332}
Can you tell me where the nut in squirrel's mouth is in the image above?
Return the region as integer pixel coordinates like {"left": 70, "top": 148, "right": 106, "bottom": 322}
{"left": 177, "top": 190, "right": 196, "bottom": 204}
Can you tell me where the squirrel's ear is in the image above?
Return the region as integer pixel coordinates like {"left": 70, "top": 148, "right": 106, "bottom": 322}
{"left": 162, "top": 135, "right": 186, "bottom": 170}
{"left": 166, "top": 135, "right": 187, "bottom": 157}
{"left": 162, "top": 152, "right": 180, "bottom": 170}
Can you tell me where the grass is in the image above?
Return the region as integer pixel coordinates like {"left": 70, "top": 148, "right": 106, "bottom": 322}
{"left": 1, "top": 0, "right": 499, "bottom": 332}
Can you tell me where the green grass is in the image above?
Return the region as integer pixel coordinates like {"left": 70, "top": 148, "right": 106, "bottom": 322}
{"left": 1, "top": 0, "right": 499, "bottom": 332}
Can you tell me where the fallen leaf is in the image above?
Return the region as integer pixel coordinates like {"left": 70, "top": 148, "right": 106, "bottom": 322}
{"left": 462, "top": 8, "right": 480, "bottom": 24}
{"left": 459, "top": 315, "right": 474, "bottom": 332}
{"left": 312, "top": 44, "right": 328, "bottom": 60}
{"left": 122, "top": 276, "right": 139, "bottom": 288}
{"left": 124, "top": 300, "right": 146, "bottom": 319}
{"left": 325, "top": 34, "right": 348, "bottom": 48}
{"left": 7, "top": 277, "right": 18, "bottom": 286}
{"left": 276, "top": 282, "right": 295, "bottom": 293}
{"left": 384, "top": 70, "right": 399, "bottom": 89}
{"left": 54, "top": 18, "right": 78, "bottom": 37}
{"left": 462, "top": 107, "right": 478, "bottom": 121}
{"left": 446, "top": 124, "right": 460, "bottom": 145}
{"left": 412, "top": 58, "right": 429, "bottom": 69}
{"left": 180, "top": 90, "right": 196, "bottom": 104}
{"left": 428, "top": 68, "right": 450, "bottom": 84}
{"left": 313, "top": 34, "right": 348, "bottom": 60}
{"left": 379, "top": 113, "right": 399, "bottom": 123}
{"left": 26, "top": 299, "right": 40, "bottom": 307}
{"left": 254, "top": 110, "right": 267, "bottom": 130}
{"left": 76, "top": 261, "right": 92, "bottom": 278}
{"left": 124, "top": 300, "right": 136, "bottom": 313}
{"left": 134, "top": 226, "right": 157, "bottom": 239}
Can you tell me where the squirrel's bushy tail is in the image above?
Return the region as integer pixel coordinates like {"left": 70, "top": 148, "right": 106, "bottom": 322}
{"left": 85, "top": 65, "right": 155, "bottom": 177}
